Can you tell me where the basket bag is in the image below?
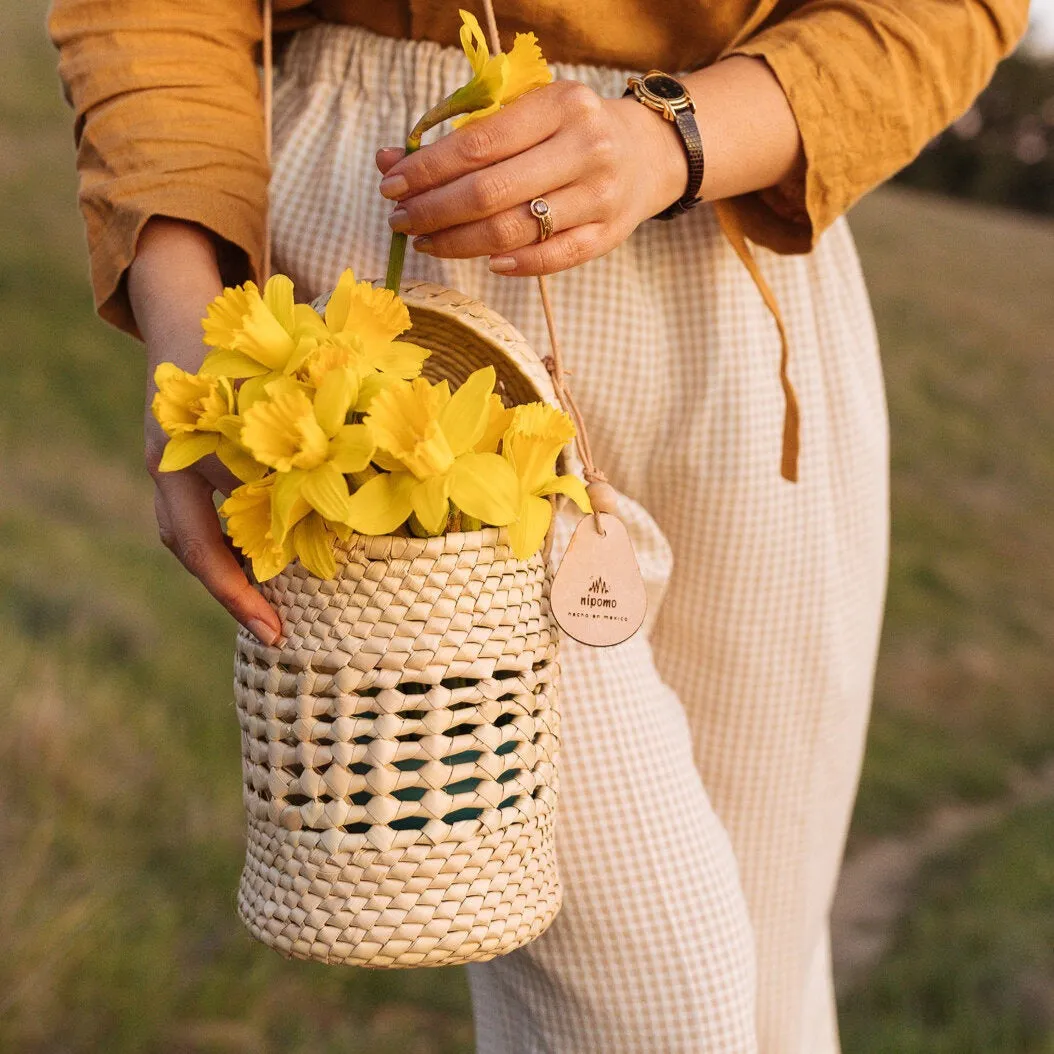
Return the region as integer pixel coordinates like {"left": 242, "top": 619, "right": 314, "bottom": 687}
{"left": 232, "top": 281, "right": 568, "bottom": 968}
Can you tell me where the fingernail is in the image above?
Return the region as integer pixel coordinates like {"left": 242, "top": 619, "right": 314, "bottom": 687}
{"left": 247, "top": 618, "right": 279, "bottom": 647}
{"left": 388, "top": 208, "right": 411, "bottom": 233}
{"left": 489, "top": 256, "right": 517, "bottom": 273}
{"left": 380, "top": 174, "right": 409, "bottom": 199}
{"left": 412, "top": 236, "right": 433, "bottom": 254}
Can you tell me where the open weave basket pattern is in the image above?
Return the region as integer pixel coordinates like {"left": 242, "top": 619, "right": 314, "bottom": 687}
{"left": 233, "top": 529, "right": 563, "bottom": 967}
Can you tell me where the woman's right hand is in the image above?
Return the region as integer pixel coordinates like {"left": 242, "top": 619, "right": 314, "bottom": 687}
{"left": 129, "top": 217, "right": 281, "bottom": 646}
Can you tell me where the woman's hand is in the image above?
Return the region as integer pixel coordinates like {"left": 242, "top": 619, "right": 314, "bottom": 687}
{"left": 129, "top": 217, "right": 282, "bottom": 646}
{"left": 375, "top": 79, "right": 689, "bottom": 276}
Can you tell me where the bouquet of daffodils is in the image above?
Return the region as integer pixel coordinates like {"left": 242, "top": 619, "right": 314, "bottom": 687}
{"left": 151, "top": 270, "right": 591, "bottom": 582}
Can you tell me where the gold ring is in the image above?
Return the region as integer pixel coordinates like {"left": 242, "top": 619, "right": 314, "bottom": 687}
{"left": 530, "top": 197, "right": 554, "bottom": 243}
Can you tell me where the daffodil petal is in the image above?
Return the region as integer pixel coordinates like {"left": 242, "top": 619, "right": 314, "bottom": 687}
{"left": 300, "top": 462, "right": 351, "bottom": 522}
{"left": 439, "top": 366, "right": 495, "bottom": 456}
{"left": 158, "top": 432, "right": 218, "bottom": 472}
{"left": 371, "top": 341, "right": 430, "bottom": 379}
{"left": 293, "top": 514, "right": 337, "bottom": 579}
{"left": 345, "top": 472, "right": 416, "bottom": 535}
{"left": 354, "top": 372, "right": 396, "bottom": 413}
{"left": 474, "top": 393, "right": 515, "bottom": 453}
{"left": 313, "top": 366, "right": 357, "bottom": 437}
{"left": 271, "top": 470, "right": 312, "bottom": 544}
{"left": 538, "top": 473, "right": 592, "bottom": 513}
{"left": 236, "top": 374, "right": 274, "bottom": 413}
{"left": 448, "top": 452, "right": 521, "bottom": 525}
{"left": 200, "top": 347, "right": 271, "bottom": 379}
{"left": 262, "top": 274, "right": 296, "bottom": 335}
{"left": 507, "top": 493, "right": 553, "bottom": 560}
{"left": 371, "top": 449, "right": 409, "bottom": 474}
{"left": 216, "top": 437, "right": 267, "bottom": 483}
{"left": 329, "top": 424, "right": 375, "bottom": 473}
{"left": 458, "top": 9, "right": 489, "bottom": 76}
{"left": 411, "top": 475, "right": 451, "bottom": 535}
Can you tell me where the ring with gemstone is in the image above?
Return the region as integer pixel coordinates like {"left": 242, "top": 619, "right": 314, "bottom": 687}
{"left": 529, "top": 197, "right": 554, "bottom": 243}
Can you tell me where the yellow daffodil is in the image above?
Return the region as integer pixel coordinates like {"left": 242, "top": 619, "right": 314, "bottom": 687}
{"left": 220, "top": 475, "right": 295, "bottom": 583}
{"left": 151, "top": 363, "right": 264, "bottom": 482}
{"left": 221, "top": 475, "right": 348, "bottom": 581}
{"left": 240, "top": 375, "right": 375, "bottom": 545}
{"left": 348, "top": 367, "right": 521, "bottom": 535}
{"left": 450, "top": 10, "right": 551, "bottom": 128}
{"left": 502, "top": 402, "right": 592, "bottom": 558}
{"left": 200, "top": 274, "right": 327, "bottom": 380}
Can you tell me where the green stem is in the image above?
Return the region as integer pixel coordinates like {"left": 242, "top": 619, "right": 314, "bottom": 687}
{"left": 383, "top": 92, "right": 481, "bottom": 294}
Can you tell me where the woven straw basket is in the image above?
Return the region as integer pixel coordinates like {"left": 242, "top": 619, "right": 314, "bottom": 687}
{"left": 233, "top": 281, "right": 565, "bottom": 968}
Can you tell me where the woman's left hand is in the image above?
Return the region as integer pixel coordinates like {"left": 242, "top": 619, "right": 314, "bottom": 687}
{"left": 375, "top": 79, "right": 688, "bottom": 276}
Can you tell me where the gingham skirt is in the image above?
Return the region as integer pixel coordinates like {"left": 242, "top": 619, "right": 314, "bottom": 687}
{"left": 271, "top": 24, "right": 890, "bottom": 1054}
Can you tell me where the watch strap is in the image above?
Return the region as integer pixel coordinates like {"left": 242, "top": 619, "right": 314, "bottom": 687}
{"left": 623, "top": 75, "right": 705, "bottom": 221}
{"left": 654, "top": 107, "right": 705, "bottom": 220}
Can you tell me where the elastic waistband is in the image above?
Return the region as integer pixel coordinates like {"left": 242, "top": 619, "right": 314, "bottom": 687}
{"left": 279, "top": 22, "right": 636, "bottom": 98}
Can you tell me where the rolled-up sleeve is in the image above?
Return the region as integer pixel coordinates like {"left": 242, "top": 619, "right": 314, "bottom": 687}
{"left": 48, "top": 0, "right": 269, "bottom": 337}
{"left": 724, "top": 0, "right": 1030, "bottom": 253}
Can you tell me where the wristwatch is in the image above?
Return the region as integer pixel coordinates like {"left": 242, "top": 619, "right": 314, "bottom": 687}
{"left": 623, "top": 70, "right": 704, "bottom": 220}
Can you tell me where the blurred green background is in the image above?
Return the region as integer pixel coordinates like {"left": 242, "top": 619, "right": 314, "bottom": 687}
{"left": 3, "top": 3, "right": 1054, "bottom": 1051}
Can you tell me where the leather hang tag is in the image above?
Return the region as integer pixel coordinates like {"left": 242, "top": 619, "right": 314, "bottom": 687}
{"left": 550, "top": 512, "right": 648, "bottom": 647}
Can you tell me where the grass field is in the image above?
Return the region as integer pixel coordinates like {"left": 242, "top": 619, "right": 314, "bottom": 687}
{"left": 3, "top": 2, "right": 1054, "bottom": 1050}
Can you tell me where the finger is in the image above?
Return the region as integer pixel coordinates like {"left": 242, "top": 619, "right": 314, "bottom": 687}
{"left": 379, "top": 80, "right": 594, "bottom": 200}
{"left": 487, "top": 222, "right": 613, "bottom": 277}
{"left": 376, "top": 146, "right": 405, "bottom": 174}
{"left": 412, "top": 181, "right": 601, "bottom": 260}
{"left": 390, "top": 134, "right": 584, "bottom": 237}
{"left": 155, "top": 472, "right": 282, "bottom": 645}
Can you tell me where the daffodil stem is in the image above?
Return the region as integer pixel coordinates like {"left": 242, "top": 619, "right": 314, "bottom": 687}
{"left": 384, "top": 93, "right": 477, "bottom": 294}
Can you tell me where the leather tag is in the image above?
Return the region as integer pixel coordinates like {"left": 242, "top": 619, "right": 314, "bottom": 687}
{"left": 550, "top": 513, "right": 647, "bottom": 647}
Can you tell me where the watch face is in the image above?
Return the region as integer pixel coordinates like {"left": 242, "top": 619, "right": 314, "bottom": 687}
{"left": 644, "top": 74, "right": 684, "bottom": 101}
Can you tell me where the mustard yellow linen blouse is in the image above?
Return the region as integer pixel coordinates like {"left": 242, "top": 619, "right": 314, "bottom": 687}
{"left": 48, "top": 0, "right": 1029, "bottom": 338}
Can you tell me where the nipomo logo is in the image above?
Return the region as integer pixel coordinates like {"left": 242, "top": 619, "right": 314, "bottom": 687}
{"left": 582, "top": 577, "right": 616, "bottom": 608}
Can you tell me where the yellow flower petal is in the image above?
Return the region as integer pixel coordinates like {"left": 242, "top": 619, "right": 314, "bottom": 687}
{"left": 329, "top": 424, "right": 375, "bottom": 473}
{"left": 313, "top": 366, "right": 358, "bottom": 437}
{"left": 216, "top": 436, "right": 267, "bottom": 483}
{"left": 200, "top": 346, "right": 271, "bottom": 380}
{"left": 474, "top": 393, "right": 515, "bottom": 453}
{"left": 370, "top": 340, "right": 430, "bottom": 379}
{"left": 345, "top": 471, "right": 416, "bottom": 535}
{"left": 458, "top": 9, "right": 489, "bottom": 76}
{"left": 448, "top": 452, "right": 521, "bottom": 525}
{"left": 300, "top": 461, "right": 351, "bottom": 523}
{"left": 157, "top": 431, "right": 218, "bottom": 472}
{"left": 538, "top": 473, "right": 592, "bottom": 513}
{"left": 270, "top": 470, "right": 312, "bottom": 545}
{"left": 438, "top": 366, "right": 494, "bottom": 457}
{"left": 354, "top": 371, "right": 396, "bottom": 413}
{"left": 507, "top": 493, "right": 553, "bottom": 560}
{"left": 293, "top": 514, "right": 336, "bottom": 579}
{"left": 411, "top": 475, "right": 452, "bottom": 535}
{"left": 262, "top": 274, "right": 296, "bottom": 335}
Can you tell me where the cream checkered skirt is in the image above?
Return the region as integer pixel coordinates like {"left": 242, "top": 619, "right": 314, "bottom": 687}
{"left": 271, "top": 24, "right": 889, "bottom": 1054}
